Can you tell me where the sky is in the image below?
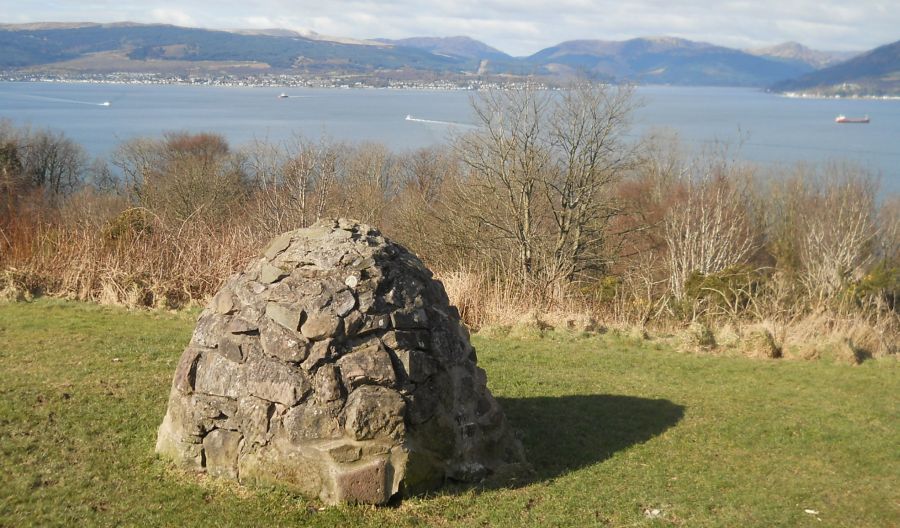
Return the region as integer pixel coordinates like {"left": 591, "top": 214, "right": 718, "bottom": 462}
{"left": 2, "top": 1, "right": 897, "bottom": 56}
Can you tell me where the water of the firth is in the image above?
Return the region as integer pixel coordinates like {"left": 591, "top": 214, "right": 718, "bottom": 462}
{"left": 1, "top": 82, "right": 898, "bottom": 193}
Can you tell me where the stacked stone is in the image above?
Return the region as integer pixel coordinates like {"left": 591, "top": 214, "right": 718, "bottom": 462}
{"left": 156, "top": 219, "right": 529, "bottom": 504}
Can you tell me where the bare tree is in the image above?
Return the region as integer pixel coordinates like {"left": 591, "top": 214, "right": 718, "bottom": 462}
{"left": 0, "top": 135, "right": 23, "bottom": 223}
{"left": 453, "top": 83, "right": 638, "bottom": 290}
{"left": 543, "top": 83, "right": 639, "bottom": 283}
{"left": 878, "top": 195, "right": 900, "bottom": 266}
{"left": 797, "top": 169, "right": 878, "bottom": 303}
{"left": 113, "top": 132, "right": 246, "bottom": 223}
{"left": 455, "top": 85, "right": 551, "bottom": 281}
{"left": 19, "top": 129, "right": 87, "bottom": 199}
{"left": 244, "top": 135, "right": 344, "bottom": 234}
{"left": 112, "top": 137, "right": 159, "bottom": 192}
{"left": 401, "top": 146, "right": 454, "bottom": 205}
{"left": 662, "top": 159, "right": 758, "bottom": 300}
{"left": 86, "top": 158, "right": 119, "bottom": 195}
{"left": 339, "top": 142, "right": 400, "bottom": 225}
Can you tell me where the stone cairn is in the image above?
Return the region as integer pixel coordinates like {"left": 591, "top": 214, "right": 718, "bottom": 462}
{"left": 156, "top": 219, "right": 529, "bottom": 504}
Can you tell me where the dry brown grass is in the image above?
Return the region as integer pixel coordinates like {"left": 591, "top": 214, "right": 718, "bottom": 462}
{"left": 781, "top": 312, "right": 898, "bottom": 361}
{"left": 2, "top": 213, "right": 259, "bottom": 309}
{"left": 3, "top": 210, "right": 897, "bottom": 364}
{"left": 438, "top": 267, "right": 600, "bottom": 332}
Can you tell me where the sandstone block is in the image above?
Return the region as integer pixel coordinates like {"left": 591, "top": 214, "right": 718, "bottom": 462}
{"left": 172, "top": 347, "right": 202, "bottom": 394}
{"left": 237, "top": 396, "right": 273, "bottom": 447}
{"left": 338, "top": 339, "right": 397, "bottom": 389}
{"left": 259, "top": 263, "right": 289, "bottom": 284}
{"left": 260, "top": 321, "right": 309, "bottom": 363}
{"left": 218, "top": 337, "right": 245, "bottom": 363}
{"left": 301, "top": 312, "right": 343, "bottom": 340}
{"left": 393, "top": 348, "right": 438, "bottom": 384}
{"left": 342, "top": 385, "right": 406, "bottom": 441}
{"left": 212, "top": 290, "right": 236, "bottom": 315}
{"left": 328, "top": 443, "right": 363, "bottom": 463}
{"left": 263, "top": 232, "right": 293, "bottom": 259}
{"left": 203, "top": 429, "right": 242, "bottom": 479}
{"left": 194, "top": 352, "right": 243, "bottom": 399}
{"left": 245, "top": 358, "right": 311, "bottom": 406}
{"left": 227, "top": 314, "right": 259, "bottom": 335}
{"left": 332, "top": 288, "right": 357, "bottom": 317}
{"left": 282, "top": 401, "right": 343, "bottom": 442}
{"left": 313, "top": 364, "right": 344, "bottom": 403}
{"left": 265, "top": 302, "right": 303, "bottom": 332}
{"left": 331, "top": 458, "right": 390, "bottom": 504}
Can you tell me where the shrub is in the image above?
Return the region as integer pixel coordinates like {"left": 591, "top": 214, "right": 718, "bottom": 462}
{"left": 682, "top": 265, "right": 765, "bottom": 318}
{"left": 101, "top": 208, "right": 154, "bottom": 244}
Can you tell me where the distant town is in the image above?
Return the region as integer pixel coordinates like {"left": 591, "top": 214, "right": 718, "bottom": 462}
{"left": 6, "top": 71, "right": 899, "bottom": 100}
{"left": 0, "top": 71, "right": 554, "bottom": 91}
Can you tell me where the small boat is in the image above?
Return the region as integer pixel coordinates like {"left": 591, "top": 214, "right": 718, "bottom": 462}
{"left": 405, "top": 114, "right": 413, "bottom": 121}
{"left": 278, "top": 93, "right": 289, "bottom": 99}
{"left": 835, "top": 114, "right": 869, "bottom": 124}
{"left": 100, "top": 101, "right": 111, "bottom": 106}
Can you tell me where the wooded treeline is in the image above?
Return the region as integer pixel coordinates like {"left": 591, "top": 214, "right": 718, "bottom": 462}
{"left": 1, "top": 84, "right": 897, "bottom": 357}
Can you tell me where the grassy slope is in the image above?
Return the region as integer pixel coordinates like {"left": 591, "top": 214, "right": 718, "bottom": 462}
{"left": 0, "top": 300, "right": 896, "bottom": 527}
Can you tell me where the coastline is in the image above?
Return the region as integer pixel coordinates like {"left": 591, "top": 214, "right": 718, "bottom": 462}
{"left": 777, "top": 91, "right": 900, "bottom": 101}
{"left": 7, "top": 71, "right": 896, "bottom": 99}
{"left": 0, "top": 71, "right": 549, "bottom": 91}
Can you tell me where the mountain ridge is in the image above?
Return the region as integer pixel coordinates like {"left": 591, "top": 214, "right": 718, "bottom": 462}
{"left": 746, "top": 41, "right": 858, "bottom": 69}
{"left": 375, "top": 36, "right": 512, "bottom": 61}
{"left": 770, "top": 39, "right": 900, "bottom": 96}
{"left": 0, "top": 22, "right": 893, "bottom": 88}
{"left": 0, "top": 23, "right": 461, "bottom": 73}
{"left": 524, "top": 37, "right": 812, "bottom": 86}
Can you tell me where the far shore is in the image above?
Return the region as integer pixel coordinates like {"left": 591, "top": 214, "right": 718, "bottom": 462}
{"left": 777, "top": 90, "right": 900, "bottom": 101}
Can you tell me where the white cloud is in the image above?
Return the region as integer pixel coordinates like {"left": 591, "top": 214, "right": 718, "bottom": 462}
{"left": 0, "top": 0, "right": 896, "bottom": 55}
{"left": 243, "top": 16, "right": 277, "bottom": 28}
{"left": 148, "top": 7, "right": 196, "bottom": 27}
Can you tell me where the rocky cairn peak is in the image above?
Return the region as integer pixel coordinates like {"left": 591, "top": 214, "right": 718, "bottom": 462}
{"left": 156, "top": 219, "right": 529, "bottom": 504}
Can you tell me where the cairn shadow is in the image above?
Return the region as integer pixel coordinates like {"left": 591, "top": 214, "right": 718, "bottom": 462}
{"left": 497, "top": 394, "right": 685, "bottom": 480}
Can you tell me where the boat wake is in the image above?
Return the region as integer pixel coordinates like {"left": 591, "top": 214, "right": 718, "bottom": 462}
{"left": 405, "top": 114, "right": 476, "bottom": 128}
{"left": 25, "top": 94, "right": 111, "bottom": 107}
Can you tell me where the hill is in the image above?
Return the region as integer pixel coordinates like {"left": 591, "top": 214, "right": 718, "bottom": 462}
{"left": 771, "top": 39, "right": 900, "bottom": 96}
{"left": 376, "top": 36, "right": 511, "bottom": 61}
{"left": 525, "top": 37, "right": 813, "bottom": 86}
{"left": 230, "top": 28, "right": 387, "bottom": 47}
{"left": 0, "top": 23, "right": 462, "bottom": 74}
{"left": 375, "top": 36, "right": 532, "bottom": 75}
{"left": 0, "top": 23, "right": 887, "bottom": 87}
{"left": 746, "top": 41, "right": 857, "bottom": 69}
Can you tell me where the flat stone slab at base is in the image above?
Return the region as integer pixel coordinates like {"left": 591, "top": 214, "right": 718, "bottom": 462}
{"left": 156, "top": 219, "right": 529, "bottom": 505}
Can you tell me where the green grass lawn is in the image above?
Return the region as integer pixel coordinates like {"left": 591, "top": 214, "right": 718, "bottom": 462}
{"left": 1, "top": 300, "right": 897, "bottom": 527}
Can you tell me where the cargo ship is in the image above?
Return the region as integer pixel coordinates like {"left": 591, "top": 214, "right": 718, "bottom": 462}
{"left": 835, "top": 114, "right": 869, "bottom": 124}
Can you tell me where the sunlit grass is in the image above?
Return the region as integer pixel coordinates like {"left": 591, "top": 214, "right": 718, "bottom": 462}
{"left": 1, "top": 300, "right": 897, "bottom": 527}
